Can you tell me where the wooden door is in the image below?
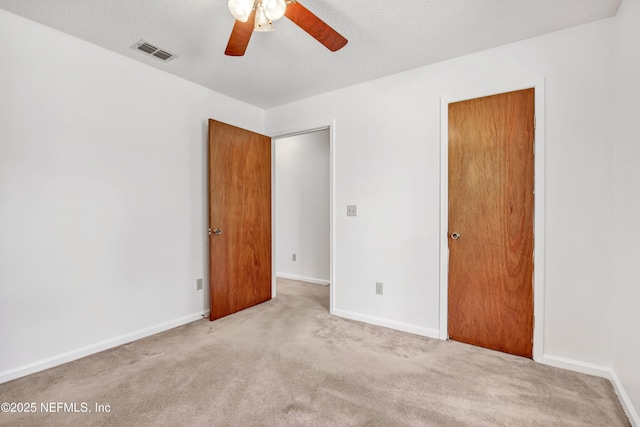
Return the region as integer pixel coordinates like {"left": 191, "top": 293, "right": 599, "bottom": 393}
{"left": 208, "top": 119, "right": 272, "bottom": 320}
{"left": 448, "top": 89, "right": 534, "bottom": 358}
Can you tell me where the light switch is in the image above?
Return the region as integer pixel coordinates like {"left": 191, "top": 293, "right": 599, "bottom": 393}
{"left": 347, "top": 205, "right": 357, "bottom": 216}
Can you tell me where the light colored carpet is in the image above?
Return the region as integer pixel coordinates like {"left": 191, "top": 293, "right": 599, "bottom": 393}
{"left": 0, "top": 278, "right": 630, "bottom": 426}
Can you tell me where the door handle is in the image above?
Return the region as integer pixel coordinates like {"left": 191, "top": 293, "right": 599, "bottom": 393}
{"left": 213, "top": 228, "right": 222, "bottom": 235}
{"left": 450, "top": 232, "right": 461, "bottom": 240}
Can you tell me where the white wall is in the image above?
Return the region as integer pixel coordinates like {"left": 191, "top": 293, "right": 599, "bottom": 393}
{"left": 613, "top": 0, "right": 640, "bottom": 421}
{"left": 276, "top": 130, "right": 330, "bottom": 284}
{"left": 0, "top": 9, "right": 264, "bottom": 381}
{"left": 266, "top": 18, "right": 616, "bottom": 357}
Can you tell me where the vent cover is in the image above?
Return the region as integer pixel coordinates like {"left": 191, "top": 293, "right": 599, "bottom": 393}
{"left": 131, "top": 40, "right": 177, "bottom": 62}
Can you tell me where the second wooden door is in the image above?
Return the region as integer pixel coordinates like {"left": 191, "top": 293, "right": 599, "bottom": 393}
{"left": 448, "top": 89, "right": 535, "bottom": 358}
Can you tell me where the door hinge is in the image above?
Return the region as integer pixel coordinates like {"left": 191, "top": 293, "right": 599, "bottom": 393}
{"left": 534, "top": 115, "right": 536, "bottom": 129}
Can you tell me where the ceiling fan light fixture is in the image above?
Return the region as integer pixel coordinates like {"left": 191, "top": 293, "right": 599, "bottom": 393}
{"left": 228, "top": 0, "right": 254, "bottom": 22}
{"left": 254, "top": 5, "right": 274, "bottom": 31}
{"left": 263, "top": 0, "right": 287, "bottom": 21}
{"left": 225, "top": 0, "right": 348, "bottom": 56}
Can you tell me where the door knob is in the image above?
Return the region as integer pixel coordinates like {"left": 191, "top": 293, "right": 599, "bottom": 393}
{"left": 213, "top": 228, "right": 222, "bottom": 235}
{"left": 450, "top": 232, "right": 461, "bottom": 240}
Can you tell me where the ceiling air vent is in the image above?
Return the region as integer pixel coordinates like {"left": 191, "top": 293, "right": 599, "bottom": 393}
{"left": 131, "top": 39, "right": 177, "bottom": 62}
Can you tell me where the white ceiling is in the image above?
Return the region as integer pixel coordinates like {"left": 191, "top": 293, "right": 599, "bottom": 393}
{"left": 0, "top": 0, "right": 621, "bottom": 108}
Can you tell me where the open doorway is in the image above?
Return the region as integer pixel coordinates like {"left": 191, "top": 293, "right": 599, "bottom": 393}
{"left": 274, "top": 129, "right": 331, "bottom": 310}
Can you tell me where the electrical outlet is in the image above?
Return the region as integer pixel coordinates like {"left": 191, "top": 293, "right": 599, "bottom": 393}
{"left": 376, "top": 282, "right": 383, "bottom": 295}
{"left": 292, "top": 253, "right": 297, "bottom": 261}
{"left": 347, "top": 205, "right": 357, "bottom": 216}
{"left": 196, "top": 278, "right": 203, "bottom": 291}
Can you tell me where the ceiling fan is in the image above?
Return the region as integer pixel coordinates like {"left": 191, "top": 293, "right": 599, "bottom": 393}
{"left": 225, "top": 0, "right": 348, "bottom": 56}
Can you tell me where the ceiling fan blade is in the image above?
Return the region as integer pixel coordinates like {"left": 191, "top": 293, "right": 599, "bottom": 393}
{"left": 285, "top": 2, "right": 348, "bottom": 52}
{"left": 225, "top": 10, "right": 256, "bottom": 56}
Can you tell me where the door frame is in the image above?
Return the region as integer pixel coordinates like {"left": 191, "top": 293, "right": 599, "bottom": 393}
{"left": 439, "top": 80, "right": 546, "bottom": 361}
{"left": 270, "top": 120, "right": 337, "bottom": 314}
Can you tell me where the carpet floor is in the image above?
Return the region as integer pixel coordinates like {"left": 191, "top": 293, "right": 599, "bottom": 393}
{"left": 0, "top": 278, "right": 630, "bottom": 426}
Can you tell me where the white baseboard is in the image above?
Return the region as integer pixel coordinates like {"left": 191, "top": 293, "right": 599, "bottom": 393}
{"left": 332, "top": 308, "right": 440, "bottom": 339}
{"left": 541, "top": 354, "right": 612, "bottom": 378}
{"left": 276, "top": 273, "right": 330, "bottom": 286}
{"left": 610, "top": 369, "right": 640, "bottom": 427}
{"left": 0, "top": 310, "right": 209, "bottom": 385}
{"left": 542, "top": 355, "right": 638, "bottom": 426}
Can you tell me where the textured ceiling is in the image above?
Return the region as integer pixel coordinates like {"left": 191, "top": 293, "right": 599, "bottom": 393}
{"left": 0, "top": 0, "right": 622, "bottom": 108}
